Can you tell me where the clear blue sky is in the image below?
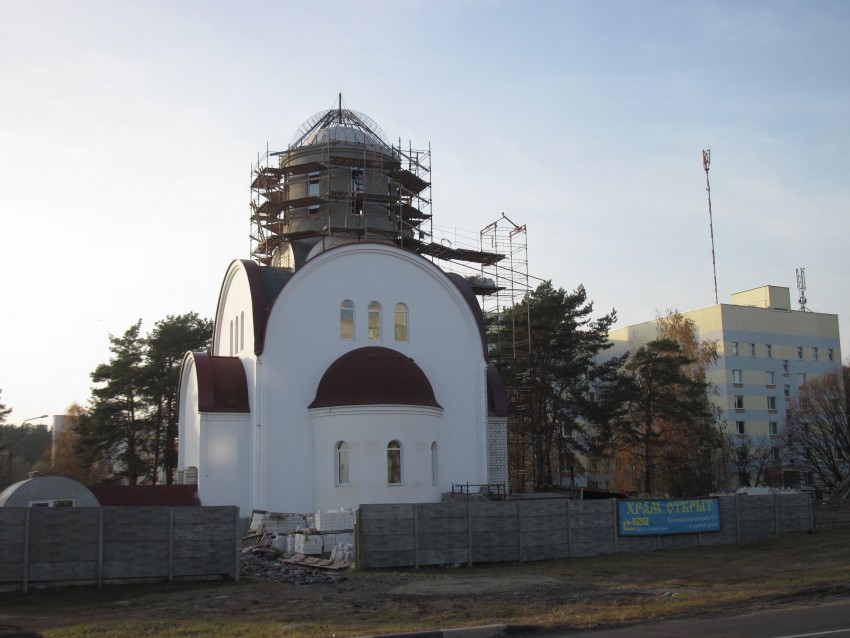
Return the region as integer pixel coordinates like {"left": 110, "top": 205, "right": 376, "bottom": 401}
{"left": 1, "top": 0, "right": 848, "bottom": 423}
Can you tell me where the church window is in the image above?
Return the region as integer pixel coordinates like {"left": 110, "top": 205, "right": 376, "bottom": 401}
{"left": 235, "top": 315, "right": 239, "bottom": 352}
{"left": 431, "top": 441, "right": 438, "bottom": 486}
{"left": 240, "top": 311, "right": 245, "bottom": 351}
{"left": 229, "top": 320, "right": 234, "bottom": 356}
{"left": 368, "top": 301, "right": 382, "bottom": 340}
{"left": 394, "top": 303, "right": 408, "bottom": 341}
{"left": 340, "top": 300, "right": 355, "bottom": 340}
{"left": 387, "top": 440, "right": 401, "bottom": 484}
{"left": 336, "top": 442, "right": 349, "bottom": 485}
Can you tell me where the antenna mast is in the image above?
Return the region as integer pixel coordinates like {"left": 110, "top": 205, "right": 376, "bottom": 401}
{"left": 702, "top": 149, "right": 719, "bottom": 304}
{"left": 796, "top": 267, "right": 808, "bottom": 311}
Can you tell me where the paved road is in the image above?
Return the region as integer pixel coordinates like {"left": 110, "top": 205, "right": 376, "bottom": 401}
{"left": 545, "top": 598, "right": 850, "bottom": 637}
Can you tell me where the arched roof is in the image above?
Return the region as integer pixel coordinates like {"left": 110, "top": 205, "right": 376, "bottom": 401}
{"left": 0, "top": 476, "right": 100, "bottom": 507}
{"left": 190, "top": 353, "right": 250, "bottom": 413}
{"left": 309, "top": 346, "right": 441, "bottom": 409}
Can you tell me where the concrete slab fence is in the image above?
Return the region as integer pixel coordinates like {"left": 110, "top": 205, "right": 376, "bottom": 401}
{"left": 0, "top": 506, "right": 239, "bottom": 593}
{"left": 355, "top": 494, "right": 813, "bottom": 569}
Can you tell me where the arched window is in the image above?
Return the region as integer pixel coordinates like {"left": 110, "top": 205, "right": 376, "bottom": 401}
{"left": 368, "top": 301, "right": 382, "bottom": 340}
{"left": 387, "top": 440, "right": 401, "bottom": 485}
{"left": 229, "top": 320, "right": 234, "bottom": 356}
{"left": 336, "top": 442, "right": 349, "bottom": 486}
{"left": 394, "top": 303, "right": 408, "bottom": 341}
{"left": 240, "top": 311, "right": 245, "bottom": 351}
{"left": 234, "top": 315, "right": 239, "bottom": 352}
{"left": 340, "top": 300, "right": 355, "bottom": 340}
{"left": 431, "top": 441, "right": 438, "bottom": 486}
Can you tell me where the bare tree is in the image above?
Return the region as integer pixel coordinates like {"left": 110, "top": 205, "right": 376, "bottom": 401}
{"left": 783, "top": 366, "right": 849, "bottom": 493}
{"left": 727, "top": 433, "right": 781, "bottom": 488}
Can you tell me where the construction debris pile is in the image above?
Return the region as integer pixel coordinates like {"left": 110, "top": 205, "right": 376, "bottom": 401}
{"left": 239, "top": 549, "right": 346, "bottom": 585}
{"left": 239, "top": 509, "right": 355, "bottom": 574}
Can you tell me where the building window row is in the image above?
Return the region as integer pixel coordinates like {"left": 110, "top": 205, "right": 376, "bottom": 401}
{"left": 335, "top": 440, "right": 438, "bottom": 486}
{"left": 730, "top": 342, "right": 834, "bottom": 363}
{"left": 340, "top": 300, "right": 409, "bottom": 342}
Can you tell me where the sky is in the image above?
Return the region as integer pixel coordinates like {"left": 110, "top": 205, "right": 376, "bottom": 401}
{"left": 1, "top": 0, "right": 848, "bottom": 424}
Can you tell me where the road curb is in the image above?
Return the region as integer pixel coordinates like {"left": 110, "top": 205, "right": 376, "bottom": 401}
{"left": 355, "top": 623, "right": 510, "bottom": 638}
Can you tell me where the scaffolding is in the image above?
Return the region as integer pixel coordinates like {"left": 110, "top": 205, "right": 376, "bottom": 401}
{"left": 479, "top": 214, "right": 532, "bottom": 492}
{"left": 249, "top": 95, "right": 503, "bottom": 271}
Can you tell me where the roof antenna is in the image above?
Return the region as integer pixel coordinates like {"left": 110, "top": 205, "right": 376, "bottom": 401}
{"left": 338, "top": 92, "right": 343, "bottom": 124}
{"left": 702, "top": 149, "right": 719, "bottom": 304}
{"left": 796, "top": 267, "right": 808, "bottom": 311}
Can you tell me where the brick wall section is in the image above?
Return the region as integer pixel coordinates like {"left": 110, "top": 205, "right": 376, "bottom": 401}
{"left": 357, "top": 494, "right": 812, "bottom": 569}
{"left": 0, "top": 506, "right": 238, "bottom": 592}
{"left": 486, "top": 416, "right": 508, "bottom": 487}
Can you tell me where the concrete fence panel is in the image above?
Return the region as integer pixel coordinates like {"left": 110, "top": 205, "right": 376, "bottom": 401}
{"left": 356, "top": 495, "right": 813, "bottom": 570}
{"left": 0, "top": 506, "right": 239, "bottom": 592}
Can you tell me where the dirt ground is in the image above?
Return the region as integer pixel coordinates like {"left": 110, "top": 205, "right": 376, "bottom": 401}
{"left": 3, "top": 535, "right": 850, "bottom": 637}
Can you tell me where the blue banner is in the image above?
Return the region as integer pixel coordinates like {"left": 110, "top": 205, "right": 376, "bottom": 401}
{"left": 618, "top": 498, "right": 721, "bottom": 536}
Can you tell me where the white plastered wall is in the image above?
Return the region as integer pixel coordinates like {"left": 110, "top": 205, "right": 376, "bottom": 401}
{"left": 257, "top": 243, "right": 489, "bottom": 514}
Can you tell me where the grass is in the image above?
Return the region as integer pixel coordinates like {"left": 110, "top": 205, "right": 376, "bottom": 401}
{"left": 3, "top": 530, "right": 849, "bottom": 637}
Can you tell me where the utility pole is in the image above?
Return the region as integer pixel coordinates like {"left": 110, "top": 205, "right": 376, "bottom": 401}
{"left": 702, "top": 150, "right": 719, "bottom": 304}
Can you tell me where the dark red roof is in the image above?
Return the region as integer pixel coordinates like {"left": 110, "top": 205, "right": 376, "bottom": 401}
{"left": 88, "top": 484, "right": 201, "bottom": 506}
{"left": 309, "top": 346, "right": 442, "bottom": 409}
{"left": 193, "top": 353, "right": 250, "bottom": 413}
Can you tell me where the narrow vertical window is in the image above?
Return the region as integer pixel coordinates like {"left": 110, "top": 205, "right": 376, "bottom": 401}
{"left": 797, "top": 346, "right": 804, "bottom": 360}
{"left": 387, "top": 440, "right": 401, "bottom": 485}
{"left": 732, "top": 369, "right": 742, "bottom": 384}
{"left": 229, "top": 320, "right": 234, "bottom": 356}
{"left": 765, "top": 371, "right": 775, "bottom": 386}
{"left": 750, "top": 343, "right": 756, "bottom": 357}
{"left": 368, "top": 301, "right": 381, "bottom": 340}
{"left": 340, "top": 300, "right": 355, "bottom": 340}
{"left": 782, "top": 359, "right": 789, "bottom": 373}
{"left": 336, "top": 442, "right": 349, "bottom": 486}
{"left": 769, "top": 421, "right": 779, "bottom": 435}
{"left": 828, "top": 348, "right": 834, "bottom": 362}
{"left": 235, "top": 315, "right": 239, "bottom": 353}
{"left": 240, "top": 311, "right": 245, "bottom": 350}
{"left": 736, "top": 421, "right": 746, "bottom": 435}
{"left": 812, "top": 347, "right": 819, "bottom": 361}
{"left": 431, "top": 441, "right": 438, "bottom": 486}
{"left": 394, "top": 303, "right": 408, "bottom": 341}
{"left": 731, "top": 342, "right": 739, "bottom": 356}
{"left": 766, "top": 344, "right": 772, "bottom": 358}
{"left": 767, "top": 396, "right": 777, "bottom": 410}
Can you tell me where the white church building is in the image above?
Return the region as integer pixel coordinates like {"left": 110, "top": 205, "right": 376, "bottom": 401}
{"left": 177, "top": 100, "right": 508, "bottom": 517}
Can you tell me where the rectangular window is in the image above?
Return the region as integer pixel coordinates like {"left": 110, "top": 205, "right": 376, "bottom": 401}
{"left": 737, "top": 447, "right": 748, "bottom": 461}
{"left": 812, "top": 347, "right": 819, "bottom": 361}
{"left": 736, "top": 421, "right": 746, "bottom": 435}
{"left": 771, "top": 447, "right": 780, "bottom": 461}
{"left": 765, "top": 371, "right": 775, "bottom": 386}
{"left": 732, "top": 369, "right": 742, "bottom": 384}
{"left": 767, "top": 396, "right": 777, "bottom": 410}
{"left": 750, "top": 342, "right": 757, "bottom": 357}
{"left": 351, "top": 169, "right": 364, "bottom": 193}
{"left": 769, "top": 421, "right": 779, "bottom": 435}
{"left": 797, "top": 373, "right": 807, "bottom": 386}
{"left": 731, "top": 342, "right": 739, "bottom": 356}
{"left": 782, "top": 359, "right": 789, "bottom": 373}
{"left": 734, "top": 395, "right": 744, "bottom": 410}
{"left": 766, "top": 344, "right": 772, "bottom": 358}
{"left": 797, "top": 346, "right": 804, "bottom": 360}
{"left": 784, "top": 384, "right": 790, "bottom": 397}
{"left": 307, "top": 179, "right": 320, "bottom": 197}
{"left": 828, "top": 348, "right": 834, "bottom": 362}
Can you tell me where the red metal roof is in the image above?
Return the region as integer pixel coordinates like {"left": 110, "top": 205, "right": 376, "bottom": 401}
{"left": 309, "top": 346, "right": 441, "bottom": 409}
{"left": 88, "top": 484, "right": 201, "bottom": 506}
